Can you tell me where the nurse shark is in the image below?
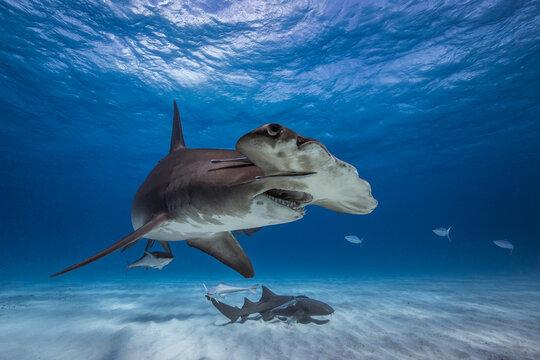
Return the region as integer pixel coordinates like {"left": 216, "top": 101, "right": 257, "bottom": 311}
{"left": 208, "top": 286, "right": 334, "bottom": 324}
{"left": 51, "top": 102, "right": 377, "bottom": 278}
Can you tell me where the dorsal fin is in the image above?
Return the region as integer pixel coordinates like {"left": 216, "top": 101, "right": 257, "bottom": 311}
{"left": 260, "top": 286, "right": 276, "bottom": 301}
{"left": 169, "top": 100, "right": 185, "bottom": 153}
{"left": 242, "top": 297, "right": 254, "bottom": 309}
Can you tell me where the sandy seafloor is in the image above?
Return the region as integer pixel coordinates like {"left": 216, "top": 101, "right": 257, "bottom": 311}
{"left": 0, "top": 277, "right": 539, "bottom": 360}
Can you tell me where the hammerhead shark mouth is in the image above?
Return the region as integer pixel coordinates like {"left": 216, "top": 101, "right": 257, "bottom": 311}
{"left": 262, "top": 189, "right": 312, "bottom": 212}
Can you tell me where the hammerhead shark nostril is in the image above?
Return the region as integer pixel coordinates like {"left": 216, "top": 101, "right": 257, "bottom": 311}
{"left": 296, "top": 135, "right": 313, "bottom": 147}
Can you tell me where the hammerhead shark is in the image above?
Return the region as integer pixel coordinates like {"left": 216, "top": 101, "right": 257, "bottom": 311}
{"left": 208, "top": 286, "right": 334, "bottom": 324}
{"left": 51, "top": 102, "right": 377, "bottom": 278}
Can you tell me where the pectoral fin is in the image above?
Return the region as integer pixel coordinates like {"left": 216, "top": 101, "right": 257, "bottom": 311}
{"left": 187, "top": 232, "right": 254, "bottom": 278}
{"left": 50, "top": 212, "right": 169, "bottom": 277}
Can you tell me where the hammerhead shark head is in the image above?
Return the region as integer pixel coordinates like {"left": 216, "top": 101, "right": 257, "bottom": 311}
{"left": 208, "top": 286, "right": 334, "bottom": 324}
{"left": 51, "top": 102, "right": 377, "bottom": 278}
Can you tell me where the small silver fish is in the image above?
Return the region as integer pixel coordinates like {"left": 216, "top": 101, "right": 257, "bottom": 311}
{"left": 433, "top": 226, "right": 452, "bottom": 241}
{"left": 493, "top": 240, "right": 514, "bottom": 254}
{"left": 127, "top": 251, "right": 173, "bottom": 270}
{"left": 344, "top": 235, "right": 363, "bottom": 244}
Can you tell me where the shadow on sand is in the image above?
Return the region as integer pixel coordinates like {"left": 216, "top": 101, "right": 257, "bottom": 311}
{"left": 122, "top": 312, "right": 202, "bottom": 324}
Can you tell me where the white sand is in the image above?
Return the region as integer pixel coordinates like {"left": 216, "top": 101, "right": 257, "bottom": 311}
{"left": 0, "top": 277, "right": 539, "bottom": 360}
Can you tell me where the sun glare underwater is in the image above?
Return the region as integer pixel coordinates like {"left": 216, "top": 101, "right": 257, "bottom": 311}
{"left": 1, "top": 1, "right": 540, "bottom": 359}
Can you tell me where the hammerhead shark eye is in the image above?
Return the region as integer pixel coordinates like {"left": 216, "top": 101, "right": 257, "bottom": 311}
{"left": 266, "top": 123, "right": 282, "bottom": 137}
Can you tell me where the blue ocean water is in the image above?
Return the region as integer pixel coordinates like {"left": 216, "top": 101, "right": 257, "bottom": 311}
{"left": 1, "top": 1, "right": 540, "bottom": 359}
{"left": 1, "top": 0, "right": 539, "bottom": 280}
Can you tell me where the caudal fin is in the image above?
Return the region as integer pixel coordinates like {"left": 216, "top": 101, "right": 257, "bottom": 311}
{"left": 447, "top": 226, "right": 452, "bottom": 242}
{"left": 50, "top": 213, "right": 168, "bottom": 277}
{"left": 209, "top": 298, "right": 241, "bottom": 322}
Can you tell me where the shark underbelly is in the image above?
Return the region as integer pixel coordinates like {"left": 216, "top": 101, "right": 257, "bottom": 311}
{"left": 144, "top": 212, "right": 293, "bottom": 241}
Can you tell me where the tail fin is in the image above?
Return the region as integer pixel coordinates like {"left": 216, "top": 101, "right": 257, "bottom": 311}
{"left": 203, "top": 283, "right": 208, "bottom": 292}
{"left": 209, "top": 298, "right": 241, "bottom": 322}
{"left": 121, "top": 240, "right": 138, "bottom": 253}
{"left": 447, "top": 226, "right": 452, "bottom": 242}
{"left": 50, "top": 213, "right": 168, "bottom": 277}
